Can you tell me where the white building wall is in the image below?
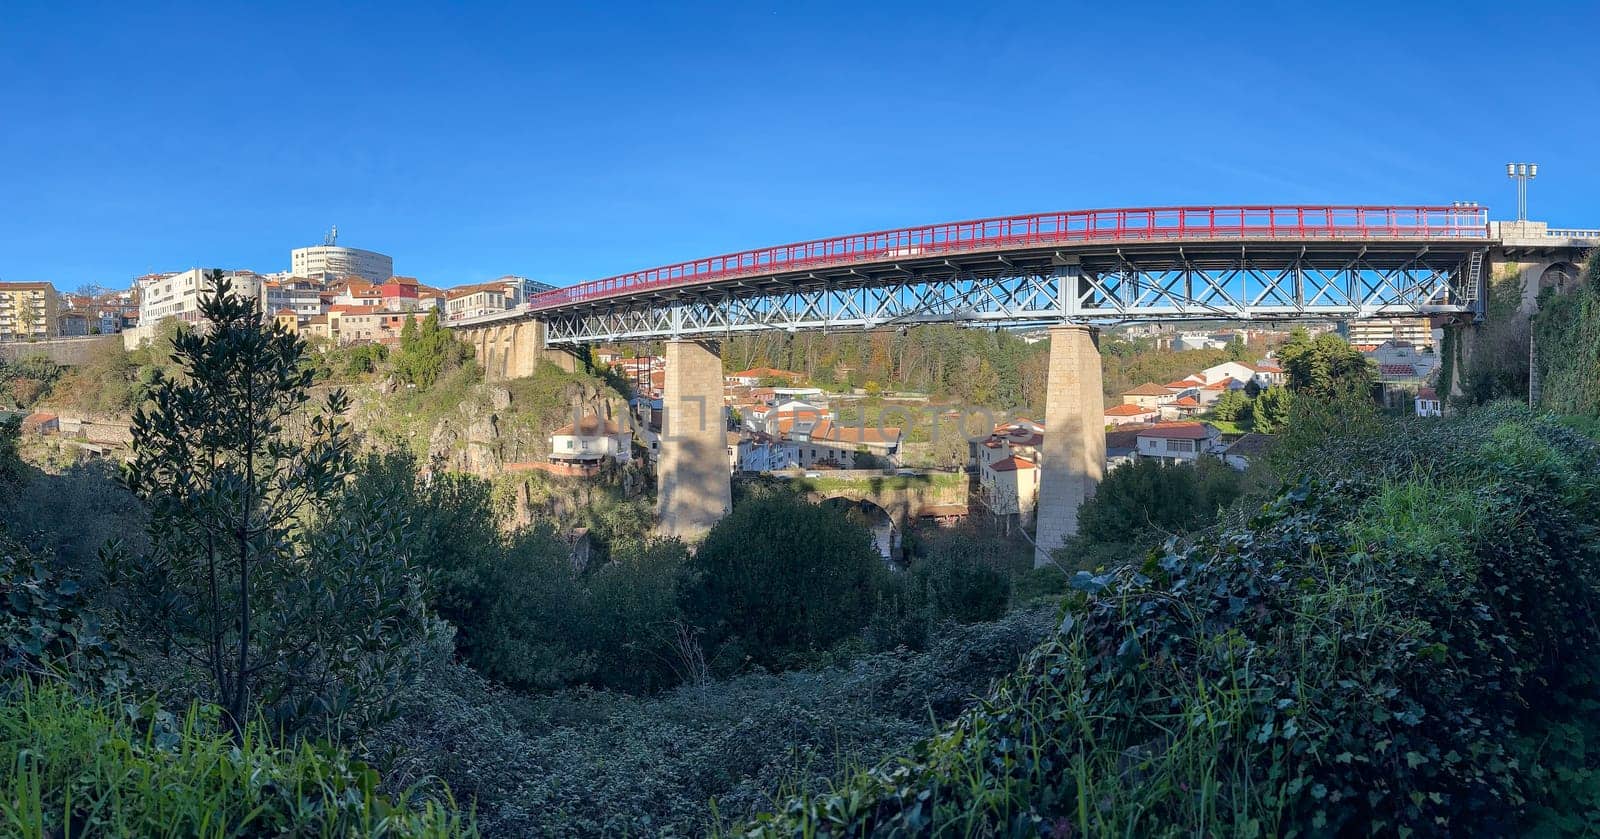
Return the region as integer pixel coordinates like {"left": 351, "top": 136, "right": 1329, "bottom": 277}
{"left": 290, "top": 246, "right": 394, "bottom": 284}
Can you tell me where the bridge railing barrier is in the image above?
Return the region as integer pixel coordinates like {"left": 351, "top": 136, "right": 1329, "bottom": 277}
{"left": 526, "top": 205, "right": 1490, "bottom": 312}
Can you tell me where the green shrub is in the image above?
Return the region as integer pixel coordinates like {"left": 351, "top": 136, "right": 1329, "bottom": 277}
{"left": 907, "top": 529, "right": 1011, "bottom": 624}
{"left": 1069, "top": 456, "right": 1245, "bottom": 548}
{"left": 749, "top": 404, "right": 1600, "bottom": 836}
{"left": 0, "top": 683, "right": 473, "bottom": 838}
{"left": 0, "top": 534, "right": 126, "bottom": 693}
{"left": 682, "top": 491, "right": 889, "bottom": 672}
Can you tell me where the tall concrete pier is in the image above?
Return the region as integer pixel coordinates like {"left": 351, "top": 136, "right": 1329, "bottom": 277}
{"left": 1033, "top": 324, "right": 1105, "bottom": 567}
{"left": 657, "top": 339, "right": 731, "bottom": 540}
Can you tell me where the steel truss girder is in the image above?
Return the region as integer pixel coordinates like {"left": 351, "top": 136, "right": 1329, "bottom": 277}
{"left": 530, "top": 251, "right": 1472, "bottom": 345}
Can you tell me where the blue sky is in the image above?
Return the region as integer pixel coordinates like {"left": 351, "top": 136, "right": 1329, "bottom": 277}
{"left": 3, "top": 0, "right": 1597, "bottom": 290}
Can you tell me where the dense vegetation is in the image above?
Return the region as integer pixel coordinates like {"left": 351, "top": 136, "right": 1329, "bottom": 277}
{"left": 721, "top": 325, "right": 1050, "bottom": 407}
{"left": 1535, "top": 255, "right": 1600, "bottom": 416}
{"left": 5, "top": 269, "right": 1599, "bottom": 836}
{"left": 751, "top": 403, "right": 1600, "bottom": 836}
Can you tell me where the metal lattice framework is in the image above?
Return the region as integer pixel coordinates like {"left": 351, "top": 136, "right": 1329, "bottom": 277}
{"left": 448, "top": 206, "right": 1492, "bottom": 345}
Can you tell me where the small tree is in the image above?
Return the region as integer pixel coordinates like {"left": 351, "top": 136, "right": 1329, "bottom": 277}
{"left": 1252, "top": 386, "right": 1293, "bottom": 433}
{"left": 681, "top": 490, "right": 886, "bottom": 671}
{"left": 395, "top": 312, "right": 472, "bottom": 389}
{"left": 118, "top": 277, "right": 431, "bottom": 739}
{"left": 1211, "top": 389, "right": 1251, "bottom": 423}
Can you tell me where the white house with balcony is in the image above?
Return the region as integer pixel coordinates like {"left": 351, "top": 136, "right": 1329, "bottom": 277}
{"left": 1134, "top": 423, "right": 1223, "bottom": 465}
{"left": 548, "top": 414, "right": 632, "bottom": 466}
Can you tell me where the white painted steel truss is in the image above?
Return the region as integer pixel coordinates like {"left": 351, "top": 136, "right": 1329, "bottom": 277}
{"left": 535, "top": 248, "right": 1478, "bottom": 344}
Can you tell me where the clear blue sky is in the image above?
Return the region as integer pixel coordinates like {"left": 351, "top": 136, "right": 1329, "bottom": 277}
{"left": 3, "top": 0, "right": 1597, "bottom": 291}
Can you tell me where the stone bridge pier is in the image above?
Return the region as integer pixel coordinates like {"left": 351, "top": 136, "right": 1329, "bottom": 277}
{"left": 657, "top": 339, "right": 732, "bottom": 540}
{"left": 1033, "top": 324, "right": 1106, "bottom": 567}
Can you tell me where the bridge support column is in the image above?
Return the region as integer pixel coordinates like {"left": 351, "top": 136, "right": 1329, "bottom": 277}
{"left": 657, "top": 339, "right": 730, "bottom": 541}
{"left": 1033, "top": 324, "right": 1105, "bottom": 567}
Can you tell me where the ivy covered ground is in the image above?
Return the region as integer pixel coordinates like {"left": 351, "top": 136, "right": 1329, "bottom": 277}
{"left": 748, "top": 404, "right": 1600, "bottom": 837}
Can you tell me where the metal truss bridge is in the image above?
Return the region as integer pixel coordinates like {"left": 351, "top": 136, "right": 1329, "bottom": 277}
{"left": 452, "top": 205, "right": 1493, "bottom": 345}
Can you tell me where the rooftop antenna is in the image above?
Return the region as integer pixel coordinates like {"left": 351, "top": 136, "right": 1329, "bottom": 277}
{"left": 323, "top": 225, "right": 339, "bottom": 246}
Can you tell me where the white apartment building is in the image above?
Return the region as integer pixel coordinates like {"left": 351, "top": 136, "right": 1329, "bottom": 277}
{"left": 1342, "top": 317, "right": 1435, "bottom": 349}
{"left": 290, "top": 245, "right": 394, "bottom": 283}
{"left": 126, "top": 269, "right": 263, "bottom": 348}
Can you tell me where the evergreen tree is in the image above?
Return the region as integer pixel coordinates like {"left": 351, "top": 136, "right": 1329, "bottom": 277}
{"left": 1252, "top": 386, "right": 1293, "bottom": 433}
{"left": 117, "top": 276, "right": 432, "bottom": 739}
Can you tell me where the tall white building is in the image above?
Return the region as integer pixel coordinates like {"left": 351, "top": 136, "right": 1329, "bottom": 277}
{"left": 290, "top": 244, "right": 393, "bottom": 283}
{"left": 125, "top": 269, "right": 263, "bottom": 348}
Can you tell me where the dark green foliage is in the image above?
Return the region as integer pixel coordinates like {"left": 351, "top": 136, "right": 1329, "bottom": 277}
{"left": 1534, "top": 254, "right": 1600, "bottom": 416}
{"left": 1267, "top": 383, "right": 1384, "bottom": 478}
{"left": 1461, "top": 270, "right": 1532, "bottom": 405}
{"left": 395, "top": 313, "right": 473, "bottom": 389}
{"left": 1210, "top": 388, "right": 1251, "bottom": 423}
{"left": 0, "top": 534, "right": 126, "bottom": 693}
{"left": 1277, "top": 327, "right": 1375, "bottom": 397}
{"left": 0, "top": 683, "right": 473, "bottom": 837}
{"left": 907, "top": 529, "right": 1011, "bottom": 624}
{"left": 0, "top": 416, "right": 22, "bottom": 499}
{"left": 115, "top": 277, "right": 434, "bottom": 739}
{"left": 1071, "top": 456, "right": 1245, "bottom": 547}
{"left": 348, "top": 452, "right": 689, "bottom": 693}
{"left": 1251, "top": 384, "right": 1292, "bottom": 432}
{"left": 342, "top": 341, "right": 390, "bottom": 377}
{"left": 370, "top": 609, "right": 1054, "bottom": 836}
{"left": 683, "top": 491, "right": 888, "bottom": 671}
{"left": 750, "top": 404, "right": 1600, "bottom": 836}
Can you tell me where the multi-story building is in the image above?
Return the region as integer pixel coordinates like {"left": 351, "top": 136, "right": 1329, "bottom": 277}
{"left": 259, "top": 277, "right": 327, "bottom": 319}
{"left": 290, "top": 244, "right": 394, "bottom": 284}
{"left": 0, "top": 282, "right": 60, "bottom": 341}
{"left": 1341, "top": 317, "right": 1435, "bottom": 349}
{"left": 126, "top": 269, "right": 263, "bottom": 348}
{"left": 443, "top": 275, "right": 556, "bottom": 321}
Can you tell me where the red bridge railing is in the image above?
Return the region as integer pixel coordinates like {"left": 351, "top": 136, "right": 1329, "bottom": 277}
{"left": 527, "top": 205, "right": 1488, "bottom": 312}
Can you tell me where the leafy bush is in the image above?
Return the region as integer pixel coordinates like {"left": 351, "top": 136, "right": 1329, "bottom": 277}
{"left": 395, "top": 313, "right": 473, "bottom": 389}
{"left": 346, "top": 452, "right": 688, "bottom": 693}
{"left": 0, "top": 683, "right": 473, "bottom": 838}
{"left": 682, "top": 490, "right": 889, "bottom": 672}
{"left": 113, "top": 284, "right": 437, "bottom": 740}
{"left": 750, "top": 404, "right": 1600, "bottom": 836}
{"left": 1461, "top": 270, "right": 1532, "bottom": 405}
{"left": 1068, "top": 456, "right": 1244, "bottom": 550}
{"left": 0, "top": 534, "right": 126, "bottom": 693}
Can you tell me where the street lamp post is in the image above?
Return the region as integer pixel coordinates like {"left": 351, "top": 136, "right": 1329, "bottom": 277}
{"left": 1506, "top": 162, "right": 1538, "bottom": 222}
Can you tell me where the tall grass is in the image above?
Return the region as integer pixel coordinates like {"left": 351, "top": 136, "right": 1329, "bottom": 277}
{"left": 0, "top": 683, "right": 474, "bottom": 838}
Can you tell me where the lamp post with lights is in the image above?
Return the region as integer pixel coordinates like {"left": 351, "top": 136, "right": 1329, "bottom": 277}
{"left": 1506, "top": 162, "right": 1537, "bottom": 221}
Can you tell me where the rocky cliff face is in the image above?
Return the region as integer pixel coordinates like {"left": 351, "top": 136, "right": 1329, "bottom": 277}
{"left": 348, "top": 375, "right": 628, "bottom": 478}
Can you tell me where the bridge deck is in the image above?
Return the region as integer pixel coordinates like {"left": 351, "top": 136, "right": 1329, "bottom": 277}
{"left": 449, "top": 205, "right": 1495, "bottom": 341}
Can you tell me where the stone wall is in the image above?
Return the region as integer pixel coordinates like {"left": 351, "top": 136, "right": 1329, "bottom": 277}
{"left": 0, "top": 335, "right": 120, "bottom": 366}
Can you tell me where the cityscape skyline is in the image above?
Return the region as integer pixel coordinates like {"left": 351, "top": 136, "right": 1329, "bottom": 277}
{"left": 3, "top": 1, "right": 1598, "bottom": 289}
